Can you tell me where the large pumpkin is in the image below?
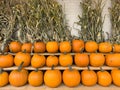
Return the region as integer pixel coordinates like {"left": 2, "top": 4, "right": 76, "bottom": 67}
{"left": 72, "top": 39, "right": 84, "bottom": 53}
{"left": 14, "top": 52, "right": 31, "bottom": 67}
{"left": 74, "top": 53, "right": 89, "bottom": 67}
{"left": 28, "top": 69, "right": 43, "bottom": 86}
{"left": 0, "top": 54, "right": 14, "bottom": 68}
{"left": 0, "top": 68, "right": 9, "bottom": 87}
{"left": 9, "top": 62, "right": 28, "bottom": 87}
{"left": 46, "top": 41, "right": 58, "bottom": 53}
{"left": 44, "top": 68, "right": 62, "bottom": 88}
{"left": 9, "top": 41, "right": 22, "bottom": 53}
{"left": 90, "top": 53, "right": 105, "bottom": 67}
{"left": 111, "top": 68, "right": 120, "bottom": 86}
{"left": 81, "top": 68, "right": 97, "bottom": 86}
{"left": 31, "top": 54, "right": 46, "bottom": 68}
{"left": 85, "top": 41, "right": 98, "bottom": 52}
{"left": 21, "top": 42, "right": 32, "bottom": 53}
{"left": 105, "top": 54, "right": 120, "bottom": 67}
{"left": 63, "top": 67, "right": 80, "bottom": 87}
{"left": 59, "top": 53, "right": 73, "bottom": 67}
{"left": 34, "top": 42, "right": 46, "bottom": 53}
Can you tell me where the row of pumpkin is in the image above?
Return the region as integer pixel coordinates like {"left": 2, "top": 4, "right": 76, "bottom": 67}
{"left": 0, "top": 65, "right": 120, "bottom": 88}
{"left": 2, "top": 40, "right": 120, "bottom": 53}
{"left": 0, "top": 52, "right": 120, "bottom": 68}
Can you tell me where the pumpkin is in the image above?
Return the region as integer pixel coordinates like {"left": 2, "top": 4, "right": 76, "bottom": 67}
{"left": 46, "top": 55, "right": 58, "bottom": 67}
{"left": 90, "top": 53, "right": 105, "bottom": 67}
{"left": 72, "top": 39, "right": 84, "bottom": 53}
{"left": 85, "top": 41, "right": 98, "bottom": 52}
{"left": 34, "top": 42, "right": 46, "bottom": 53}
{"left": 9, "top": 41, "right": 22, "bottom": 53}
{"left": 111, "top": 68, "right": 120, "bottom": 86}
{"left": 31, "top": 54, "right": 46, "bottom": 68}
{"left": 28, "top": 69, "right": 43, "bottom": 86}
{"left": 14, "top": 52, "right": 31, "bottom": 67}
{"left": 97, "top": 67, "right": 112, "bottom": 87}
{"left": 44, "top": 67, "right": 62, "bottom": 88}
{"left": 0, "top": 68, "right": 9, "bottom": 87}
{"left": 99, "top": 42, "right": 112, "bottom": 53}
{"left": 63, "top": 66, "right": 80, "bottom": 87}
{"left": 59, "top": 41, "right": 71, "bottom": 53}
{"left": 113, "top": 44, "right": 120, "bottom": 53}
{"left": 46, "top": 41, "right": 58, "bottom": 53}
{"left": 74, "top": 53, "right": 89, "bottom": 67}
{"left": 0, "top": 54, "right": 14, "bottom": 68}
{"left": 9, "top": 62, "right": 28, "bottom": 87}
{"left": 105, "top": 53, "right": 120, "bottom": 67}
{"left": 21, "top": 42, "right": 32, "bottom": 53}
{"left": 59, "top": 53, "right": 73, "bottom": 67}
{"left": 81, "top": 67, "right": 97, "bottom": 86}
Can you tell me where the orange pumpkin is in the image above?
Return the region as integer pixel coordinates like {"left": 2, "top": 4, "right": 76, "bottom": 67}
{"left": 74, "top": 53, "right": 89, "bottom": 67}
{"left": 9, "top": 41, "right": 22, "bottom": 53}
{"left": 14, "top": 52, "right": 31, "bottom": 67}
{"left": 63, "top": 66, "right": 80, "bottom": 87}
{"left": 111, "top": 68, "right": 120, "bottom": 86}
{"left": 34, "top": 42, "right": 46, "bottom": 53}
{"left": 46, "top": 41, "right": 58, "bottom": 53}
{"left": 59, "top": 53, "right": 73, "bottom": 67}
{"left": 21, "top": 42, "right": 32, "bottom": 53}
{"left": 59, "top": 41, "right": 71, "bottom": 53}
{"left": 99, "top": 42, "right": 112, "bottom": 53}
{"left": 46, "top": 55, "right": 59, "bottom": 67}
{"left": 31, "top": 54, "right": 46, "bottom": 68}
{"left": 113, "top": 44, "right": 120, "bottom": 53}
{"left": 28, "top": 69, "right": 43, "bottom": 86}
{"left": 105, "top": 54, "right": 120, "bottom": 67}
{"left": 0, "top": 54, "right": 14, "bottom": 68}
{"left": 90, "top": 53, "right": 105, "bottom": 67}
{"left": 72, "top": 39, "right": 84, "bottom": 52}
{"left": 0, "top": 68, "right": 9, "bottom": 87}
{"left": 97, "top": 68, "right": 112, "bottom": 87}
{"left": 44, "top": 68, "right": 62, "bottom": 88}
{"left": 81, "top": 68, "right": 97, "bottom": 86}
{"left": 85, "top": 41, "right": 98, "bottom": 52}
{"left": 9, "top": 62, "right": 28, "bottom": 87}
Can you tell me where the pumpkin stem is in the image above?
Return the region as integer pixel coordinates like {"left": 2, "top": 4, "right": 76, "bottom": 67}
{"left": 51, "top": 65, "right": 54, "bottom": 70}
{"left": 68, "top": 65, "right": 72, "bottom": 71}
{"left": 18, "top": 61, "right": 24, "bottom": 71}
{"left": 22, "top": 49, "right": 27, "bottom": 53}
{"left": 0, "top": 68, "right": 3, "bottom": 74}
{"left": 100, "top": 66, "right": 104, "bottom": 72}
{"left": 80, "top": 48, "right": 84, "bottom": 53}
{"left": 35, "top": 68, "right": 39, "bottom": 72}
{"left": 87, "top": 66, "right": 90, "bottom": 71}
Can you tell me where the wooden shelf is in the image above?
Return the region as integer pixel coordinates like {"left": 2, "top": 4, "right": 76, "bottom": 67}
{"left": 0, "top": 84, "right": 120, "bottom": 90}
{"left": 3, "top": 65, "right": 117, "bottom": 71}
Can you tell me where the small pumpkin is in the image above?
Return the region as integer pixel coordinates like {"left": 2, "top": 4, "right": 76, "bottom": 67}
{"left": 85, "top": 41, "right": 98, "bottom": 52}
{"left": 90, "top": 53, "right": 105, "bottom": 67}
{"left": 28, "top": 69, "right": 43, "bottom": 86}
{"left": 74, "top": 53, "right": 89, "bottom": 67}
{"left": 31, "top": 54, "right": 46, "bottom": 68}
{"left": 97, "top": 67, "right": 112, "bottom": 87}
{"left": 99, "top": 42, "right": 112, "bottom": 53}
{"left": 34, "top": 42, "right": 46, "bottom": 53}
{"left": 44, "top": 67, "right": 62, "bottom": 88}
{"left": 0, "top": 54, "right": 14, "bottom": 68}
{"left": 63, "top": 66, "right": 80, "bottom": 87}
{"left": 105, "top": 53, "right": 120, "bottom": 67}
{"left": 9, "top": 41, "right": 22, "bottom": 53}
{"left": 21, "top": 42, "right": 32, "bottom": 53}
{"left": 81, "top": 67, "right": 97, "bottom": 86}
{"left": 59, "top": 41, "right": 71, "bottom": 53}
{"left": 72, "top": 39, "right": 84, "bottom": 53}
{"left": 0, "top": 68, "right": 9, "bottom": 87}
{"left": 46, "top": 41, "right": 58, "bottom": 53}
{"left": 14, "top": 52, "right": 31, "bottom": 67}
{"left": 113, "top": 44, "right": 120, "bottom": 53}
{"left": 111, "top": 68, "right": 120, "bottom": 86}
{"left": 9, "top": 62, "right": 28, "bottom": 87}
{"left": 46, "top": 55, "right": 58, "bottom": 67}
{"left": 59, "top": 53, "right": 73, "bottom": 67}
